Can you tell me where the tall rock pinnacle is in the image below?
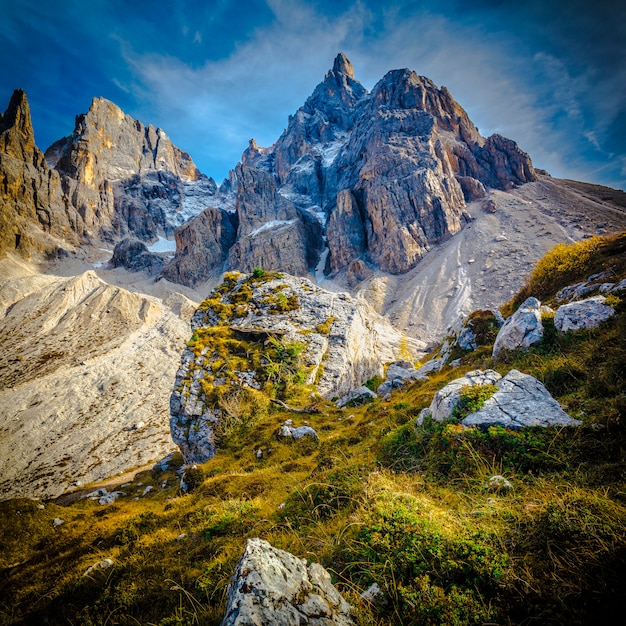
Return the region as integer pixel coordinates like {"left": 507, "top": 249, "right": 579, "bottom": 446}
{"left": 333, "top": 52, "right": 355, "bottom": 78}
{"left": 0, "top": 89, "right": 40, "bottom": 166}
{"left": 0, "top": 90, "right": 80, "bottom": 258}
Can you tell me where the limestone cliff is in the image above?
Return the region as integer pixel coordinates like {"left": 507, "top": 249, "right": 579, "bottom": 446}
{"left": 47, "top": 96, "right": 218, "bottom": 241}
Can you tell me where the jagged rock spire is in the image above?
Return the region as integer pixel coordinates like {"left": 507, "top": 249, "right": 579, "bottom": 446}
{"left": 0, "top": 89, "right": 39, "bottom": 164}
{"left": 333, "top": 52, "right": 354, "bottom": 78}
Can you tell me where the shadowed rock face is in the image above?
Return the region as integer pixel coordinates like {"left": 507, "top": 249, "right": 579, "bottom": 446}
{"left": 160, "top": 206, "right": 237, "bottom": 287}
{"left": 109, "top": 238, "right": 165, "bottom": 274}
{"left": 169, "top": 53, "right": 536, "bottom": 285}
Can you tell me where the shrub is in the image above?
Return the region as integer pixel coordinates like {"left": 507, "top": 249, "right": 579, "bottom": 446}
{"left": 364, "top": 375, "right": 384, "bottom": 392}
{"left": 216, "top": 388, "right": 269, "bottom": 446}
{"left": 315, "top": 316, "right": 337, "bottom": 335}
{"left": 347, "top": 494, "right": 507, "bottom": 624}
{"left": 465, "top": 310, "right": 502, "bottom": 346}
{"left": 451, "top": 383, "right": 498, "bottom": 421}
{"left": 263, "top": 336, "right": 307, "bottom": 395}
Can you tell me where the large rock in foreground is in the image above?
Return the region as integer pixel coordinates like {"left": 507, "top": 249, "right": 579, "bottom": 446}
{"left": 418, "top": 369, "right": 581, "bottom": 429}
{"left": 221, "top": 538, "right": 354, "bottom": 626}
{"left": 170, "top": 271, "right": 425, "bottom": 463}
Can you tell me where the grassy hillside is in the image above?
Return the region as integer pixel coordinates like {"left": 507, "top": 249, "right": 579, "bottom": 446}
{"left": 1, "top": 233, "right": 625, "bottom": 625}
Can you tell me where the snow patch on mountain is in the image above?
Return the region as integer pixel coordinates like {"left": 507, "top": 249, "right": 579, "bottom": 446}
{"left": 164, "top": 176, "right": 219, "bottom": 228}
{"left": 248, "top": 219, "right": 297, "bottom": 238}
{"left": 148, "top": 237, "right": 177, "bottom": 253}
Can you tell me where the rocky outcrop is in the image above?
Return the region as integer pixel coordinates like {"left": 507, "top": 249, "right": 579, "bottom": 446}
{"left": 47, "top": 96, "right": 217, "bottom": 242}
{"left": 418, "top": 369, "right": 581, "bottom": 429}
{"left": 554, "top": 296, "right": 615, "bottom": 332}
{"left": 0, "top": 90, "right": 81, "bottom": 258}
{"left": 110, "top": 238, "right": 164, "bottom": 274}
{"left": 493, "top": 297, "right": 544, "bottom": 358}
{"left": 170, "top": 271, "right": 426, "bottom": 463}
{"left": 221, "top": 538, "right": 354, "bottom": 626}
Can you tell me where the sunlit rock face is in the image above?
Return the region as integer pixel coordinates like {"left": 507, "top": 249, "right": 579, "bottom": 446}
{"left": 46, "top": 96, "right": 218, "bottom": 242}
{"left": 0, "top": 90, "right": 81, "bottom": 258}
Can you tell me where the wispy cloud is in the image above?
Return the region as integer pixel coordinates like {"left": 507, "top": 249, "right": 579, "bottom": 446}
{"left": 117, "top": 1, "right": 374, "bottom": 178}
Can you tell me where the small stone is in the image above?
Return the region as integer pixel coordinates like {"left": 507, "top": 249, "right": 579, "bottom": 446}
{"left": 53, "top": 518, "right": 65, "bottom": 527}
{"left": 176, "top": 533, "right": 187, "bottom": 541}
{"left": 142, "top": 485, "right": 153, "bottom": 496}
{"left": 99, "top": 491, "right": 125, "bottom": 505}
{"left": 83, "top": 558, "right": 114, "bottom": 577}
{"left": 360, "top": 582, "right": 386, "bottom": 606}
{"left": 256, "top": 449, "right": 263, "bottom": 459}
{"left": 486, "top": 475, "right": 513, "bottom": 492}
{"left": 336, "top": 385, "right": 377, "bottom": 408}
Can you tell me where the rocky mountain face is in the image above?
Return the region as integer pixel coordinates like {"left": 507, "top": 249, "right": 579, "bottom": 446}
{"left": 0, "top": 90, "right": 82, "bottom": 259}
{"left": 0, "top": 89, "right": 216, "bottom": 261}
{"left": 169, "top": 53, "right": 536, "bottom": 286}
{"left": 46, "top": 96, "right": 218, "bottom": 241}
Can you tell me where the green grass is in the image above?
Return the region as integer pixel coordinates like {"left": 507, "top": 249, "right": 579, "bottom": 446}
{"left": 1, "top": 233, "right": 626, "bottom": 625}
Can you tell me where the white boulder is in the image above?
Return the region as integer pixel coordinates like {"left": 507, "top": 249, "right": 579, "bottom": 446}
{"left": 554, "top": 296, "right": 615, "bottom": 332}
{"left": 220, "top": 538, "right": 354, "bottom": 626}
{"left": 419, "top": 369, "right": 581, "bottom": 429}
{"left": 493, "top": 297, "right": 543, "bottom": 359}
{"left": 417, "top": 370, "right": 502, "bottom": 424}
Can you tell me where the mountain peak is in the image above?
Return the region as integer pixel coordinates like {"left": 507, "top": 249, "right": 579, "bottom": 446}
{"left": 0, "top": 89, "right": 38, "bottom": 163}
{"left": 332, "top": 52, "right": 354, "bottom": 78}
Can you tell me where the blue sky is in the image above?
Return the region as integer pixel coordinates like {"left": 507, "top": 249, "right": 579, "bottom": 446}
{"left": 2, "top": 0, "right": 625, "bottom": 189}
